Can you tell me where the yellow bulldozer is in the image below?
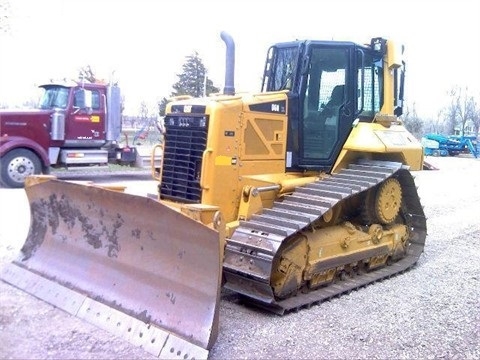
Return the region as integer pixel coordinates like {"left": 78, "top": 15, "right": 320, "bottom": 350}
{"left": 1, "top": 32, "right": 427, "bottom": 359}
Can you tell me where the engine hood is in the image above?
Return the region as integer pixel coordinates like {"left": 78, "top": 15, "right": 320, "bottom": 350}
{"left": 1, "top": 109, "right": 52, "bottom": 130}
{"left": 0, "top": 109, "right": 54, "bottom": 139}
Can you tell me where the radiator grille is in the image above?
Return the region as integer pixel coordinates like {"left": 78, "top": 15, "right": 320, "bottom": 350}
{"left": 160, "top": 115, "right": 209, "bottom": 202}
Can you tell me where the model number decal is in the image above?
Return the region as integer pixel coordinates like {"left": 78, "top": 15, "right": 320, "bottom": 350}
{"left": 249, "top": 100, "right": 287, "bottom": 114}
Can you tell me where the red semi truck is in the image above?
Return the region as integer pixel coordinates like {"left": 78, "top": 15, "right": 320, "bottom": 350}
{"left": 0, "top": 80, "right": 144, "bottom": 188}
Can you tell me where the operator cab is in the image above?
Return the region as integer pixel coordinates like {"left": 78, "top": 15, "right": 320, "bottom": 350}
{"left": 261, "top": 38, "right": 405, "bottom": 172}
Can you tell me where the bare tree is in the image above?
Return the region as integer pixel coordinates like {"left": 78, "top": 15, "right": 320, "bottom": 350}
{"left": 456, "top": 87, "right": 475, "bottom": 136}
{"left": 0, "top": 0, "right": 11, "bottom": 34}
{"left": 444, "top": 86, "right": 480, "bottom": 136}
{"left": 139, "top": 101, "right": 149, "bottom": 123}
{"left": 78, "top": 65, "right": 97, "bottom": 83}
{"left": 433, "top": 109, "right": 448, "bottom": 134}
{"left": 444, "top": 87, "right": 460, "bottom": 134}
{"left": 467, "top": 96, "right": 480, "bottom": 137}
{"left": 402, "top": 103, "right": 423, "bottom": 139}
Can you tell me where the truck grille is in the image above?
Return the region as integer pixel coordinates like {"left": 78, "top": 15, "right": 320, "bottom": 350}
{"left": 160, "top": 115, "right": 209, "bottom": 203}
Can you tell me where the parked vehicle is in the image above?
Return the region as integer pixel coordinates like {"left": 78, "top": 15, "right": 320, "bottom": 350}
{"left": 0, "top": 81, "right": 148, "bottom": 188}
{"left": 422, "top": 133, "right": 478, "bottom": 158}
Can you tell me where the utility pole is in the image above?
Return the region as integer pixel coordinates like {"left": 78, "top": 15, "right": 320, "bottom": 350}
{"left": 203, "top": 73, "right": 207, "bottom": 97}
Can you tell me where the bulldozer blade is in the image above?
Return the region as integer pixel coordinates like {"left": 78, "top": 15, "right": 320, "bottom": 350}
{"left": 0, "top": 179, "right": 222, "bottom": 359}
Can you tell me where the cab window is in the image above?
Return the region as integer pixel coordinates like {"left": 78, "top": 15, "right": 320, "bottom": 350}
{"left": 74, "top": 89, "right": 101, "bottom": 110}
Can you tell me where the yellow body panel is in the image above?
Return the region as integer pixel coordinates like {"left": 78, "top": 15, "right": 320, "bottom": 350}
{"left": 172, "top": 92, "right": 289, "bottom": 223}
{"left": 332, "top": 121, "right": 424, "bottom": 173}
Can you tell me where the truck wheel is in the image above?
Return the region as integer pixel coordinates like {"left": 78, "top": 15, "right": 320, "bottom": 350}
{"left": 0, "top": 149, "right": 42, "bottom": 188}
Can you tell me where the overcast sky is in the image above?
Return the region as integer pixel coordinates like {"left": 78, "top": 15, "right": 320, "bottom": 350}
{"left": 1, "top": 0, "right": 479, "bottom": 117}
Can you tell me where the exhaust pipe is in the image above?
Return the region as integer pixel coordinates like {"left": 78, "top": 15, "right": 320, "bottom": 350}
{"left": 220, "top": 31, "right": 235, "bottom": 95}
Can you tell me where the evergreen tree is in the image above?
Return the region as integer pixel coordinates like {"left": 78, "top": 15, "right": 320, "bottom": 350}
{"left": 158, "top": 97, "right": 169, "bottom": 117}
{"left": 158, "top": 52, "right": 219, "bottom": 116}
{"left": 172, "top": 52, "right": 219, "bottom": 98}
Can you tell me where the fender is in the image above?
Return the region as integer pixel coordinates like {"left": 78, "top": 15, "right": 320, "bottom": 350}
{"left": 0, "top": 135, "right": 50, "bottom": 167}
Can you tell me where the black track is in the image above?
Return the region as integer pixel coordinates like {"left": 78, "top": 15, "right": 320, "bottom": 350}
{"left": 222, "top": 160, "right": 427, "bottom": 315}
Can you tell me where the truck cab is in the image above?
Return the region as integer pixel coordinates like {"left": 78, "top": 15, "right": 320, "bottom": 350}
{"left": 0, "top": 80, "right": 123, "bottom": 188}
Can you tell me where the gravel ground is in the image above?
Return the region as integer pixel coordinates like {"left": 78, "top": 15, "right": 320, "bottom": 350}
{"left": 0, "top": 155, "right": 479, "bottom": 359}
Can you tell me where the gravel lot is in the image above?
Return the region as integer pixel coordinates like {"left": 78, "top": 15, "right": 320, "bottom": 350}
{"left": 0, "top": 156, "right": 479, "bottom": 359}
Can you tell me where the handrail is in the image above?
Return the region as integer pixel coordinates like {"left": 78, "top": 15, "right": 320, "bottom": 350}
{"left": 151, "top": 142, "right": 164, "bottom": 182}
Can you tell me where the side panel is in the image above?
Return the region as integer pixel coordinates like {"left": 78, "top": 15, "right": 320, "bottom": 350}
{"left": 203, "top": 94, "right": 288, "bottom": 223}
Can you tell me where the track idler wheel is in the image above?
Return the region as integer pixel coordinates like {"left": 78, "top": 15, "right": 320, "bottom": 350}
{"left": 362, "top": 177, "right": 402, "bottom": 225}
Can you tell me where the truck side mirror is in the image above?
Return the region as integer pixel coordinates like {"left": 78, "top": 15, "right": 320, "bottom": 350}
{"left": 74, "top": 88, "right": 93, "bottom": 110}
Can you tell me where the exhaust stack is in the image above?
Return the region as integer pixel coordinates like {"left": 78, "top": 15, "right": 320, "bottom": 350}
{"left": 220, "top": 31, "right": 235, "bottom": 95}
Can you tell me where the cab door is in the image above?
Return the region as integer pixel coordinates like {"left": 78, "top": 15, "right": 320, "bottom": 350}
{"left": 298, "top": 44, "right": 356, "bottom": 171}
{"left": 64, "top": 87, "right": 106, "bottom": 147}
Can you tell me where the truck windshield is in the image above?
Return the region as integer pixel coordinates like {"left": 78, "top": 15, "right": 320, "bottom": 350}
{"left": 38, "top": 86, "right": 70, "bottom": 109}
